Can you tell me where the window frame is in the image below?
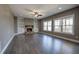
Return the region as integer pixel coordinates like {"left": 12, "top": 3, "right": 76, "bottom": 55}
{"left": 53, "top": 14, "right": 74, "bottom": 35}
{"left": 54, "top": 19, "right": 62, "bottom": 32}
{"left": 43, "top": 20, "right": 52, "bottom": 31}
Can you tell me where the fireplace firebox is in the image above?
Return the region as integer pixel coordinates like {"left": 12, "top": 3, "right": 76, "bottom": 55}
{"left": 27, "top": 28, "right": 32, "bottom": 32}
{"left": 25, "top": 25, "right": 33, "bottom": 33}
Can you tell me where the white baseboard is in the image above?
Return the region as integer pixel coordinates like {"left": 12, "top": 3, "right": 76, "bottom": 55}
{"left": 0, "top": 32, "right": 23, "bottom": 54}
{"left": 15, "top": 32, "right": 24, "bottom": 35}
{"left": 40, "top": 32, "right": 79, "bottom": 43}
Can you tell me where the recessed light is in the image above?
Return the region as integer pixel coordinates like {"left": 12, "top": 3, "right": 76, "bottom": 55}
{"left": 58, "top": 7, "right": 62, "bottom": 10}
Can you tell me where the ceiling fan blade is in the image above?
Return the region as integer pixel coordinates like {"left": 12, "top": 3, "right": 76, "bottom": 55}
{"left": 38, "top": 14, "right": 42, "bottom": 16}
{"left": 36, "top": 14, "right": 42, "bottom": 17}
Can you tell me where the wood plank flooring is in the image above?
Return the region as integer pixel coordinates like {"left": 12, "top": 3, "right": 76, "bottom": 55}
{"left": 5, "top": 33, "right": 79, "bottom": 54}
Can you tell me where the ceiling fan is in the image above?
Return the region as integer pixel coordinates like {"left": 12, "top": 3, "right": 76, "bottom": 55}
{"left": 25, "top": 8, "right": 42, "bottom": 17}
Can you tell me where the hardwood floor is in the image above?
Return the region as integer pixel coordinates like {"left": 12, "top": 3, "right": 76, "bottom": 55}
{"left": 5, "top": 33, "right": 79, "bottom": 54}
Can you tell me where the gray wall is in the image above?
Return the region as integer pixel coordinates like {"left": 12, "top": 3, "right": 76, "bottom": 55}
{"left": 0, "top": 5, "right": 14, "bottom": 52}
{"left": 38, "top": 6, "right": 79, "bottom": 40}
{"left": 24, "top": 18, "right": 34, "bottom": 25}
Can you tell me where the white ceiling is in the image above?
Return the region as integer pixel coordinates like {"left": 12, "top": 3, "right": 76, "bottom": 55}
{"left": 9, "top": 4, "right": 78, "bottom": 19}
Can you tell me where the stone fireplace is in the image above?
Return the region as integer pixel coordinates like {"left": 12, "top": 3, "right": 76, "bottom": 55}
{"left": 25, "top": 25, "right": 33, "bottom": 33}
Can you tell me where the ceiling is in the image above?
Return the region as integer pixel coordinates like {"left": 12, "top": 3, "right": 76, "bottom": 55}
{"left": 9, "top": 4, "right": 78, "bottom": 19}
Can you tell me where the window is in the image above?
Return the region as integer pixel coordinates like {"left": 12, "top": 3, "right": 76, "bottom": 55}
{"left": 43, "top": 21, "right": 48, "bottom": 31}
{"left": 54, "top": 15, "right": 74, "bottom": 34}
{"left": 62, "top": 16, "right": 73, "bottom": 34}
{"left": 43, "top": 21, "right": 52, "bottom": 31}
{"left": 54, "top": 19, "right": 61, "bottom": 32}
{"left": 48, "top": 21, "right": 52, "bottom": 31}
